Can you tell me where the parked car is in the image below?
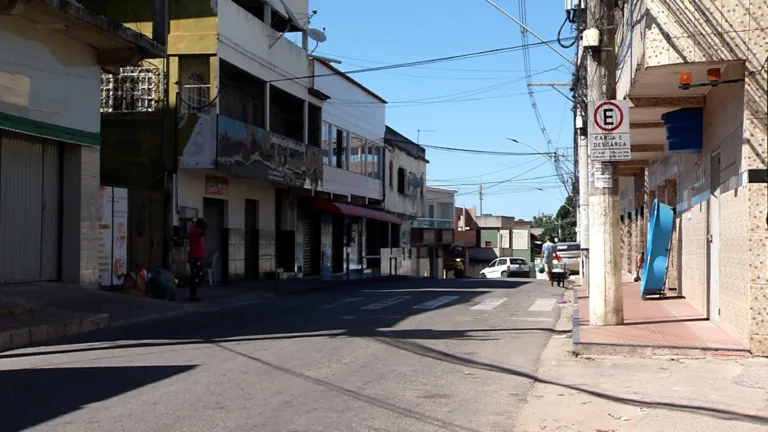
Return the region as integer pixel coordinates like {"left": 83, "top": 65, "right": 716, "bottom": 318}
{"left": 555, "top": 242, "right": 581, "bottom": 274}
{"left": 479, "top": 257, "right": 531, "bottom": 279}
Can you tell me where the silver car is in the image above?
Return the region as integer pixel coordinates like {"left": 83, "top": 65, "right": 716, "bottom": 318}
{"left": 555, "top": 242, "right": 581, "bottom": 274}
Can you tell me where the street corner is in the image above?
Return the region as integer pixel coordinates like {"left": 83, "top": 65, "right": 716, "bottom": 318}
{"left": 0, "top": 311, "right": 111, "bottom": 354}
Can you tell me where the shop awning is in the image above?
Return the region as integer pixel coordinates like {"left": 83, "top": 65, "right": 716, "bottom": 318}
{"left": 311, "top": 199, "right": 401, "bottom": 224}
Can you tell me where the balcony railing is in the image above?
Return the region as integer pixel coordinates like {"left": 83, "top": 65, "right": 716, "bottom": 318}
{"left": 101, "top": 67, "right": 165, "bottom": 113}
{"left": 413, "top": 218, "right": 454, "bottom": 229}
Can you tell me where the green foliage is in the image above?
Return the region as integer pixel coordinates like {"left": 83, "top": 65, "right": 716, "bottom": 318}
{"left": 531, "top": 195, "right": 578, "bottom": 242}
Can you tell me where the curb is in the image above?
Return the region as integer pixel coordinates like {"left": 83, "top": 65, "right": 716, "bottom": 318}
{"left": 571, "top": 289, "right": 750, "bottom": 358}
{"left": 0, "top": 313, "right": 109, "bottom": 353}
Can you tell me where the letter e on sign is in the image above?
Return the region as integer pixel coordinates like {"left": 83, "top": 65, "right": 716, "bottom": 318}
{"left": 588, "top": 99, "right": 630, "bottom": 135}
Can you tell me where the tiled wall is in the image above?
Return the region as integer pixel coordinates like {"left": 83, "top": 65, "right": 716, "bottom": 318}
{"left": 678, "top": 202, "right": 709, "bottom": 316}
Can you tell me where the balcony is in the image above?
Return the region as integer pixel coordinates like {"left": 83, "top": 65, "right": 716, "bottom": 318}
{"left": 217, "top": 0, "right": 310, "bottom": 100}
{"left": 322, "top": 166, "right": 383, "bottom": 200}
{"left": 413, "top": 218, "right": 454, "bottom": 229}
{"left": 215, "top": 114, "right": 322, "bottom": 190}
{"left": 101, "top": 67, "right": 165, "bottom": 113}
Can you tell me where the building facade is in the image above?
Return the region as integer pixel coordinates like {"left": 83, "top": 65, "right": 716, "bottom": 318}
{"left": 615, "top": 0, "right": 768, "bottom": 353}
{"left": 0, "top": 0, "right": 164, "bottom": 286}
{"left": 409, "top": 186, "right": 457, "bottom": 278}
{"left": 91, "top": 0, "right": 326, "bottom": 283}
{"left": 381, "top": 126, "right": 428, "bottom": 276}
{"left": 297, "top": 58, "right": 396, "bottom": 279}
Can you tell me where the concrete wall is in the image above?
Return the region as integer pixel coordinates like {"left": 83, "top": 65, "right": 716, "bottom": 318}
{"left": 176, "top": 169, "right": 276, "bottom": 231}
{"left": 424, "top": 186, "right": 456, "bottom": 216}
{"left": 217, "top": 0, "right": 311, "bottom": 101}
{"left": 322, "top": 165, "right": 382, "bottom": 200}
{"left": 314, "top": 62, "right": 385, "bottom": 145}
{"left": 384, "top": 147, "right": 426, "bottom": 218}
{"left": 0, "top": 17, "right": 101, "bottom": 134}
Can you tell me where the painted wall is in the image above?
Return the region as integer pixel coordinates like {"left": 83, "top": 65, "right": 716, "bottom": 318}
{"left": 384, "top": 147, "right": 426, "bottom": 218}
{"left": 322, "top": 165, "right": 383, "bottom": 200}
{"left": 217, "top": 0, "right": 311, "bottom": 101}
{"left": 0, "top": 17, "right": 101, "bottom": 134}
{"left": 424, "top": 187, "right": 456, "bottom": 216}
{"left": 176, "top": 169, "right": 276, "bottom": 230}
{"left": 314, "top": 62, "right": 386, "bottom": 145}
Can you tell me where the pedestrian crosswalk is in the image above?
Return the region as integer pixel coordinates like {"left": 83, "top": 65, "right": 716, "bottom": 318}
{"left": 321, "top": 294, "right": 558, "bottom": 314}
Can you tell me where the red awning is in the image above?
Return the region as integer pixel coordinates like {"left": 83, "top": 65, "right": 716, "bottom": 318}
{"left": 311, "top": 199, "right": 401, "bottom": 224}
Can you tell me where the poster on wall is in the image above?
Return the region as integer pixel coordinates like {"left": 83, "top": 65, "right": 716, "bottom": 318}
{"left": 98, "top": 187, "right": 114, "bottom": 287}
{"left": 99, "top": 186, "right": 129, "bottom": 287}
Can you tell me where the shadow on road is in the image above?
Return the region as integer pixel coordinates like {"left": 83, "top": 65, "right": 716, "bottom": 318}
{"left": 0, "top": 365, "right": 196, "bottom": 432}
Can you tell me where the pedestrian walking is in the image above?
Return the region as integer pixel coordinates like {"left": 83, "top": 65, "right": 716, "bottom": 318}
{"left": 188, "top": 218, "right": 207, "bottom": 301}
{"left": 541, "top": 236, "right": 557, "bottom": 282}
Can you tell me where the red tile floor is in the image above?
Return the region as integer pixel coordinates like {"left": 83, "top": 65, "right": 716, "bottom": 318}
{"left": 576, "top": 281, "right": 748, "bottom": 351}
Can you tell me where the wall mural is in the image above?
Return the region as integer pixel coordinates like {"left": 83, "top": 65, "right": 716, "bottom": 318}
{"left": 177, "top": 106, "right": 216, "bottom": 169}
{"left": 216, "top": 115, "right": 322, "bottom": 190}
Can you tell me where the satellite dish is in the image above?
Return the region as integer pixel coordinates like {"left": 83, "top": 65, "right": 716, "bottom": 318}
{"left": 407, "top": 177, "right": 423, "bottom": 189}
{"left": 277, "top": 0, "right": 302, "bottom": 28}
{"left": 307, "top": 28, "right": 327, "bottom": 43}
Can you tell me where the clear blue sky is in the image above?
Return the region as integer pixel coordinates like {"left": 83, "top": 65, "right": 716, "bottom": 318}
{"left": 306, "top": 0, "right": 575, "bottom": 220}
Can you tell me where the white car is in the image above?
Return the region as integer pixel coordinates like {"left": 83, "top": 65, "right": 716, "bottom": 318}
{"left": 479, "top": 257, "right": 531, "bottom": 279}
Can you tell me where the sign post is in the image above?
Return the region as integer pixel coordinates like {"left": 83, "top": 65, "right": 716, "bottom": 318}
{"left": 588, "top": 99, "right": 631, "bottom": 162}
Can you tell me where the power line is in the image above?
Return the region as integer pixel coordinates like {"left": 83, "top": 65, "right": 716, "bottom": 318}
{"left": 268, "top": 37, "right": 576, "bottom": 83}
{"left": 419, "top": 143, "right": 555, "bottom": 156}
{"left": 427, "top": 159, "right": 550, "bottom": 201}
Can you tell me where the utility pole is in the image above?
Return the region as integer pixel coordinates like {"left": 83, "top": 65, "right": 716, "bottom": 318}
{"left": 586, "top": 0, "right": 623, "bottom": 325}
{"left": 479, "top": 185, "right": 484, "bottom": 215}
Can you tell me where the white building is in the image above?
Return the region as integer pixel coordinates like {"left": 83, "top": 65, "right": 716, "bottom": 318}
{"left": 299, "top": 58, "right": 400, "bottom": 278}
{"left": 134, "top": 0, "right": 327, "bottom": 282}
{"left": 0, "top": 0, "right": 163, "bottom": 286}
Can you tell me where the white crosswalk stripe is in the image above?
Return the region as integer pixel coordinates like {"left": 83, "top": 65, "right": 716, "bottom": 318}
{"left": 471, "top": 298, "right": 507, "bottom": 311}
{"left": 413, "top": 295, "right": 459, "bottom": 310}
{"left": 321, "top": 297, "right": 363, "bottom": 309}
{"left": 360, "top": 296, "right": 411, "bottom": 310}
{"left": 528, "top": 298, "right": 557, "bottom": 312}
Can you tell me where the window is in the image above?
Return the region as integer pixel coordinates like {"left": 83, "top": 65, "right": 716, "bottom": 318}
{"left": 397, "top": 167, "right": 406, "bottom": 194}
{"left": 388, "top": 161, "right": 394, "bottom": 188}
{"left": 488, "top": 259, "right": 498, "bottom": 267}
{"left": 333, "top": 127, "right": 348, "bottom": 169}
{"left": 321, "top": 122, "right": 331, "bottom": 165}
{"left": 485, "top": 241, "right": 492, "bottom": 247}
{"left": 349, "top": 134, "right": 365, "bottom": 173}
{"left": 181, "top": 72, "right": 210, "bottom": 113}
{"left": 366, "top": 142, "right": 380, "bottom": 179}
{"left": 498, "top": 258, "right": 508, "bottom": 266}
{"left": 428, "top": 204, "right": 435, "bottom": 219}
{"left": 511, "top": 258, "right": 527, "bottom": 265}
{"left": 101, "top": 67, "right": 162, "bottom": 113}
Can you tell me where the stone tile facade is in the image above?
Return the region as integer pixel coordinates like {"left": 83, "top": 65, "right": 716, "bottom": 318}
{"left": 618, "top": 0, "right": 768, "bottom": 354}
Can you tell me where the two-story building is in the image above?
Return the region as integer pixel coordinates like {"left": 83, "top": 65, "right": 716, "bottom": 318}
{"left": 0, "top": 0, "right": 164, "bottom": 286}
{"left": 411, "top": 186, "right": 457, "bottom": 278}
{"left": 613, "top": 0, "right": 768, "bottom": 353}
{"left": 466, "top": 215, "right": 532, "bottom": 277}
{"left": 89, "top": 0, "right": 325, "bottom": 283}
{"left": 380, "top": 126, "right": 428, "bottom": 276}
{"left": 297, "top": 58, "right": 397, "bottom": 279}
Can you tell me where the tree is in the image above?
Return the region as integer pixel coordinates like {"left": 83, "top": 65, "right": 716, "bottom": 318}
{"left": 555, "top": 195, "right": 577, "bottom": 242}
{"left": 531, "top": 195, "right": 578, "bottom": 243}
{"left": 531, "top": 213, "right": 559, "bottom": 242}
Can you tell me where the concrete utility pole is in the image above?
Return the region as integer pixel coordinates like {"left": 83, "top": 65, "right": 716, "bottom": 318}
{"left": 587, "top": 0, "right": 623, "bottom": 325}
{"left": 479, "top": 185, "right": 484, "bottom": 215}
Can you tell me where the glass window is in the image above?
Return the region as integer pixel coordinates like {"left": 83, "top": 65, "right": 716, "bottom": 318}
{"left": 488, "top": 259, "right": 498, "bottom": 268}
{"left": 367, "top": 142, "right": 381, "bottom": 179}
{"left": 498, "top": 259, "right": 508, "bottom": 266}
{"left": 332, "top": 127, "right": 348, "bottom": 169}
{"left": 321, "top": 122, "right": 331, "bottom": 165}
{"left": 349, "top": 135, "right": 365, "bottom": 173}
{"left": 428, "top": 204, "right": 435, "bottom": 219}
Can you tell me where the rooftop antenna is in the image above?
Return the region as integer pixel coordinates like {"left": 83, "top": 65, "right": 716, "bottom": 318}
{"left": 307, "top": 27, "right": 327, "bottom": 55}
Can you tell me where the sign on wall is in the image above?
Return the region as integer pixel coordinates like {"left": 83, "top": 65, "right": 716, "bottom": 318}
{"left": 99, "top": 186, "right": 129, "bottom": 287}
{"left": 205, "top": 174, "right": 229, "bottom": 197}
{"left": 588, "top": 99, "right": 631, "bottom": 161}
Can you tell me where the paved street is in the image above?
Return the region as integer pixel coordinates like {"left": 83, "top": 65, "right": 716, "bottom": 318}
{"left": 0, "top": 278, "right": 565, "bottom": 432}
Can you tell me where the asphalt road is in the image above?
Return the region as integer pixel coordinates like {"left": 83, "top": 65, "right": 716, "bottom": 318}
{"left": 0, "top": 277, "right": 565, "bottom": 432}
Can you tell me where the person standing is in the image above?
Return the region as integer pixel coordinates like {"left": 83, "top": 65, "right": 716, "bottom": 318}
{"left": 541, "top": 236, "right": 557, "bottom": 281}
{"left": 187, "top": 218, "right": 207, "bottom": 301}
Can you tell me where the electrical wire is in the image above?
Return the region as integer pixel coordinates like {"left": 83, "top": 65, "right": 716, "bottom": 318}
{"left": 426, "top": 159, "right": 551, "bottom": 201}
{"left": 269, "top": 37, "right": 575, "bottom": 83}
{"left": 557, "top": 16, "right": 577, "bottom": 49}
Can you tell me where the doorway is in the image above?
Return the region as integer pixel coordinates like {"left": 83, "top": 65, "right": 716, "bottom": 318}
{"left": 244, "top": 199, "right": 259, "bottom": 279}
{"left": 708, "top": 152, "right": 721, "bottom": 322}
{"left": 203, "top": 198, "right": 226, "bottom": 283}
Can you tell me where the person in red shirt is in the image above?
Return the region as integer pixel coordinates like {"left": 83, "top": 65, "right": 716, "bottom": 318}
{"left": 188, "top": 218, "right": 207, "bottom": 301}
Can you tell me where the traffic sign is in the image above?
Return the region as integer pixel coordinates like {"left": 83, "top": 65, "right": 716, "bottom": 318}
{"left": 588, "top": 99, "right": 631, "bottom": 161}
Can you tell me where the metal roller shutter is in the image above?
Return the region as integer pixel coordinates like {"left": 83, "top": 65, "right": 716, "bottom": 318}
{"left": 0, "top": 132, "right": 61, "bottom": 283}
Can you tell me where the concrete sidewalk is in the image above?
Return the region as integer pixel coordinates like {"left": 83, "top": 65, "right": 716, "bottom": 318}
{"left": 0, "top": 275, "right": 408, "bottom": 352}
{"left": 516, "top": 294, "right": 768, "bottom": 432}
